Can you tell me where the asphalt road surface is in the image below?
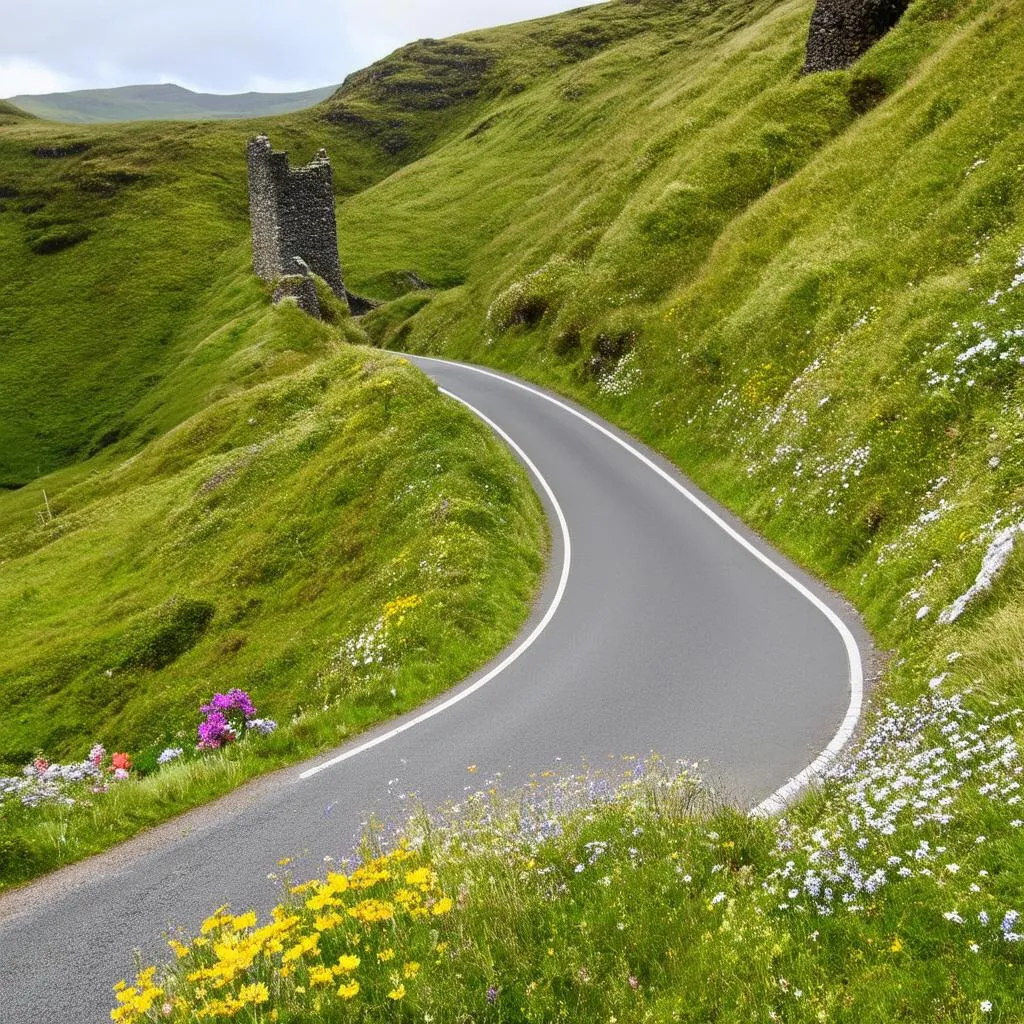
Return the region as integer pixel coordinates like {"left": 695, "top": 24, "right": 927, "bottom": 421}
{"left": 0, "top": 357, "right": 867, "bottom": 1023}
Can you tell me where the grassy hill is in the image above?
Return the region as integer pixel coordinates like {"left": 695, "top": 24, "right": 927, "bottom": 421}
{"left": 3, "top": 0, "right": 1024, "bottom": 1015}
{"left": 4, "top": 83, "right": 339, "bottom": 124}
{"left": 341, "top": 0, "right": 1024, "bottom": 679}
{"left": 0, "top": 47, "right": 546, "bottom": 881}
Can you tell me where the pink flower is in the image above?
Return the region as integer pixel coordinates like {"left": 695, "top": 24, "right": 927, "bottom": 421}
{"left": 629, "top": 976, "right": 639, "bottom": 991}
{"left": 113, "top": 768, "right": 130, "bottom": 781}
{"left": 111, "top": 752, "right": 131, "bottom": 771}
{"left": 33, "top": 757, "right": 49, "bottom": 773}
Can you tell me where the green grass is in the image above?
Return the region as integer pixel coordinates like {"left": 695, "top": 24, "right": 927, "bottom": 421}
{"left": 0, "top": 76, "right": 549, "bottom": 885}
{"left": 340, "top": 0, "right": 1024, "bottom": 716}
{"left": 0, "top": 333, "right": 546, "bottom": 886}
{"left": 4, "top": 0, "right": 1024, "bottom": 1016}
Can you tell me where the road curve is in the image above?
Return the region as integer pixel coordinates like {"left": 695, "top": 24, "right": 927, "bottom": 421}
{"left": 0, "top": 357, "right": 868, "bottom": 1023}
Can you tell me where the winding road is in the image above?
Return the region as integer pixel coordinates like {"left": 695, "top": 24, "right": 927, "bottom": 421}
{"left": 0, "top": 357, "right": 868, "bottom": 1023}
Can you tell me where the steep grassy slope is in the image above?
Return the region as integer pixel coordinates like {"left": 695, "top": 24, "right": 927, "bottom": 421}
{"left": 0, "top": 54, "right": 548, "bottom": 881}
{"left": 5, "top": 83, "right": 339, "bottom": 124}
{"left": 0, "top": 13, "right": 618, "bottom": 488}
{"left": 342, "top": 0, "right": 1024, "bottom": 680}
{"left": 0, "top": 114, "right": 389, "bottom": 488}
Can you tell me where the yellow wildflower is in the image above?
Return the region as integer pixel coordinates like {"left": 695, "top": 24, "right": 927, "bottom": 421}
{"left": 388, "top": 983, "right": 407, "bottom": 1001}
{"left": 431, "top": 897, "right": 454, "bottom": 916}
{"left": 232, "top": 911, "right": 257, "bottom": 931}
{"left": 309, "top": 965, "right": 335, "bottom": 987}
{"left": 337, "top": 980, "right": 360, "bottom": 1000}
{"left": 305, "top": 888, "right": 340, "bottom": 913}
{"left": 403, "top": 961, "right": 421, "bottom": 980}
{"left": 378, "top": 948, "right": 395, "bottom": 962}
{"left": 348, "top": 898, "right": 394, "bottom": 923}
{"left": 238, "top": 982, "right": 269, "bottom": 1005}
{"left": 282, "top": 933, "right": 320, "bottom": 963}
{"left": 325, "top": 871, "right": 350, "bottom": 894}
{"left": 335, "top": 954, "right": 361, "bottom": 974}
{"left": 314, "top": 912, "right": 343, "bottom": 932}
{"left": 168, "top": 939, "right": 190, "bottom": 959}
{"left": 890, "top": 937, "right": 904, "bottom": 953}
{"left": 405, "top": 867, "right": 434, "bottom": 889}
{"left": 200, "top": 906, "right": 232, "bottom": 935}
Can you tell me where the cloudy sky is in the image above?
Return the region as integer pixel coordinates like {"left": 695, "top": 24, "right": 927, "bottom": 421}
{"left": 1, "top": 0, "right": 603, "bottom": 98}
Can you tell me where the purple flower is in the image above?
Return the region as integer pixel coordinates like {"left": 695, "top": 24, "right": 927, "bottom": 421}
{"left": 200, "top": 689, "right": 256, "bottom": 719}
{"left": 486, "top": 986, "right": 499, "bottom": 1005}
{"left": 197, "top": 711, "right": 237, "bottom": 750}
{"left": 247, "top": 718, "right": 278, "bottom": 736}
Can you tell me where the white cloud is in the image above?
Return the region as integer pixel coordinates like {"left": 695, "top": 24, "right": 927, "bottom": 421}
{"left": 0, "top": 56, "right": 77, "bottom": 98}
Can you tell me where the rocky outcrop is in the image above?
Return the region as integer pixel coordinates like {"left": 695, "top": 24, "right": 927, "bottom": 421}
{"left": 802, "top": 0, "right": 911, "bottom": 74}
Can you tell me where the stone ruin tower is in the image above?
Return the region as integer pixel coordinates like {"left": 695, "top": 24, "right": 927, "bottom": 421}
{"left": 247, "top": 135, "right": 346, "bottom": 298}
{"left": 803, "top": 0, "right": 911, "bottom": 74}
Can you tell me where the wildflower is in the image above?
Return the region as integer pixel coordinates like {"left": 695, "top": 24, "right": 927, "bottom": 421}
{"left": 111, "top": 753, "right": 131, "bottom": 771}
{"left": 335, "top": 954, "right": 360, "bottom": 974}
{"left": 889, "top": 937, "right": 903, "bottom": 953}
{"left": 378, "top": 949, "right": 395, "bottom": 962}
{"left": 337, "top": 981, "right": 360, "bottom": 1000}
{"left": 628, "top": 976, "right": 639, "bottom": 991}
{"left": 157, "top": 748, "right": 183, "bottom": 765}
{"left": 309, "top": 965, "right": 335, "bottom": 987}
{"left": 403, "top": 961, "right": 421, "bottom": 979}
{"left": 388, "top": 983, "right": 406, "bottom": 1001}
{"left": 487, "top": 985, "right": 499, "bottom": 1004}
{"left": 237, "top": 982, "right": 269, "bottom": 1006}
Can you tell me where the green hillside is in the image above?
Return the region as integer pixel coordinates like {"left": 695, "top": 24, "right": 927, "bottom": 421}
{"left": 0, "top": 41, "right": 546, "bottom": 880}
{"left": 342, "top": 0, "right": 1024, "bottom": 675}
{"left": 5, "top": 83, "right": 339, "bottom": 124}
{"left": 3, "top": 0, "right": 1024, "bottom": 1015}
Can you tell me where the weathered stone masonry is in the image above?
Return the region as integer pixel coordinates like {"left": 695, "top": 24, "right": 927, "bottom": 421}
{"left": 247, "top": 135, "right": 346, "bottom": 297}
{"left": 803, "top": 0, "right": 911, "bottom": 74}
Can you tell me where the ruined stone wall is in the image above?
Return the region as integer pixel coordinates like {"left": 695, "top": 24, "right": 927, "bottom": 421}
{"left": 246, "top": 135, "right": 346, "bottom": 297}
{"left": 803, "top": 0, "right": 911, "bottom": 74}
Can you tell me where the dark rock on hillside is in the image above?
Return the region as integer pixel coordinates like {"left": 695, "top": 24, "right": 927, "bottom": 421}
{"left": 803, "top": 0, "right": 910, "bottom": 74}
{"left": 272, "top": 258, "right": 323, "bottom": 319}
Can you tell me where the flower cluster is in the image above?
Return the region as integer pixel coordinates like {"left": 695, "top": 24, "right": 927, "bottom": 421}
{"left": 333, "top": 594, "right": 423, "bottom": 673}
{"left": 197, "top": 689, "right": 275, "bottom": 750}
{"left": 765, "top": 688, "right": 1023, "bottom": 939}
{"left": 0, "top": 744, "right": 132, "bottom": 809}
{"left": 111, "top": 844, "right": 453, "bottom": 1022}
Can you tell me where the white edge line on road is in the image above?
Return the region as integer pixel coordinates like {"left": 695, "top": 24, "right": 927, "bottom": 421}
{"left": 412, "top": 356, "right": 864, "bottom": 817}
{"left": 298, "top": 388, "right": 572, "bottom": 781}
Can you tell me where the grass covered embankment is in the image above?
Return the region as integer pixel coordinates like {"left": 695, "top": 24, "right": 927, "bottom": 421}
{"left": 0, "top": 101, "right": 546, "bottom": 886}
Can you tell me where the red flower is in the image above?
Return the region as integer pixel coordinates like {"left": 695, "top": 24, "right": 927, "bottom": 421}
{"left": 111, "top": 752, "right": 131, "bottom": 771}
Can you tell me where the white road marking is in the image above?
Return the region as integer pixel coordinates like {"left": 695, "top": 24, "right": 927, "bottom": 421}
{"left": 299, "top": 388, "right": 571, "bottom": 781}
{"left": 412, "top": 356, "right": 864, "bottom": 816}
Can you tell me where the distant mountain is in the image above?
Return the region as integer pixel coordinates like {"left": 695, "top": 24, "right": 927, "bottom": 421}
{"left": 4, "top": 82, "right": 339, "bottom": 123}
{"left": 0, "top": 99, "right": 35, "bottom": 124}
